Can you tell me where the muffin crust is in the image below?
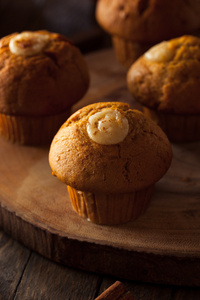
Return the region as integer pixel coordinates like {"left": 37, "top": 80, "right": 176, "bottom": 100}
{"left": 0, "top": 30, "right": 90, "bottom": 116}
{"left": 127, "top": 35, "right": 200, "bottom": 114}
{"left": 96, "top": 0, "right": 200, "bottom": 43}
{"left": 49, "top": 102, "right": 172, "bottom": 194}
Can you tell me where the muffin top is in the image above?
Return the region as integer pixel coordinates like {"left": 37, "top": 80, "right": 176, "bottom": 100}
{"left": 96, "top": 0, "right": 200, "bottom": 43}
{"left": 127, "top": 35, "right": 200, "bottom": 114}
{"left": 49, "top": 102, "right": 172, "bottom": 194}
{"left": 0, "top": 30, "right": 89, "bottom": 116}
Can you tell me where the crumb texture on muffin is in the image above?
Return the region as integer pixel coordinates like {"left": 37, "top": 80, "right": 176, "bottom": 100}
{"left": 49, "top": 102, "right": 172, "bottom": 194}
{"left": 0, "top": 30, "right": 90, "bottom": 116}
{"left": 127, "top": 35, "right": 200, "bottom": 114}
{"left": 96, "top": 0, "right": 200, "bottom": 43}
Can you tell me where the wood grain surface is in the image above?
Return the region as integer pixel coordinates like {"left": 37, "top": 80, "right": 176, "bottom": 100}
{"left": 0, "top": 49, "right": 200, "bottom": 287}
{"left": 2, "top": 228, "right": 200, "bottom": 300}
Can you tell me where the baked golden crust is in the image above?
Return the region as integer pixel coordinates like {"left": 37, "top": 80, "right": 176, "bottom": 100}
{"left": 96, "top": 0, "right": 200, "bottom": 43}
{"left": 49, "top": 102, "right": 172, "bottom": 193}
{"left": 0, "top": 30, "right": 90, "bottom": 116}
{"left": 96, "top": 0, "right": 200, "bottom": 42}
{"left": 127, "top": 35, "right": 200, "bottom": 114}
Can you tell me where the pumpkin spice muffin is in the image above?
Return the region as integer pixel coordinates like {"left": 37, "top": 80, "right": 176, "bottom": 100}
{"left": 96, "top": 0, "right": 200, "bottom": 67}
{"left": 49, "top": 102, "right": 172, "bottom": 225}
{"left": 127, "top": 35, "right": 200, "bottom": 142}
{"left": 0, "top": 30, "right": 90, "bottom": 145}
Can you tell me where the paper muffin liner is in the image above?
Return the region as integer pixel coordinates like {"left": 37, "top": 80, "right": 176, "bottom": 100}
{"left": 67, "top": 185, "right": 154, "bottom": 225}
{"left": 0, "top": 109, "right": 71, "bottom": 145}
{"left": 143, "top": 107, "right": 200, "bottom": 142}
{"left": 112, "top": 36, "right": 153, "bottom": 68}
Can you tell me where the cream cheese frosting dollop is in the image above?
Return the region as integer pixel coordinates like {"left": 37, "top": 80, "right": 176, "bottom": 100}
{"left": 9, "top": 31, "right": 49, "bottom": 56}
{"left": 87, "top": 108, "right": 129, "bottom": 145}
{"left": 144, "top": 41, "right": 174, "bottom": 63}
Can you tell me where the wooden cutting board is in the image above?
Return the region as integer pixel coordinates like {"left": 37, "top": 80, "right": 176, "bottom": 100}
{"left": 0, "top": 49, "right": 200, "bottom": 286}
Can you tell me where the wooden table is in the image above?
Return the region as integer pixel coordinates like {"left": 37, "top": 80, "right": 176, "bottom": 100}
{"left": 1, "top": 228, "right": 200, "bottom": 299}
{"left": 0, "top": 49, "right": 200, "bottom": 299}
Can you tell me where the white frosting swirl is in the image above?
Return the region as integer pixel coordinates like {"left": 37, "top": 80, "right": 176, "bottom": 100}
{"left": 144, "top": 41, "right": 174, "bottom": 62}
{"left": 9, "top": 32, "right": 49, "bottom": 56}
{"left": 87, "top": 108, "right": 129, "bottom": 145}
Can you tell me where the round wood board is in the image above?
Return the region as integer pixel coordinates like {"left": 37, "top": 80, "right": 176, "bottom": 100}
{"left": 0, "top": 49, "right": 200, "bottom": 286}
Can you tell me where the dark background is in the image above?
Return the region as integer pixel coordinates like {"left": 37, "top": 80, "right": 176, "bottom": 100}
{"left": 0, "top": 0, "right": 111, "bottom": 53}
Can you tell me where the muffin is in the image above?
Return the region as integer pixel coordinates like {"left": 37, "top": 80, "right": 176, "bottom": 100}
{"left": 0, "top": 30, "right": 90, "bottom": 145}
{"left": 49, "top": 102, "right": 172, "bottom": 225}
{"left": 96, "top": 0, "right": 200, "bottom": 67}
{"left": 127, "top": 35, "right": 200, "bottom": 142}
